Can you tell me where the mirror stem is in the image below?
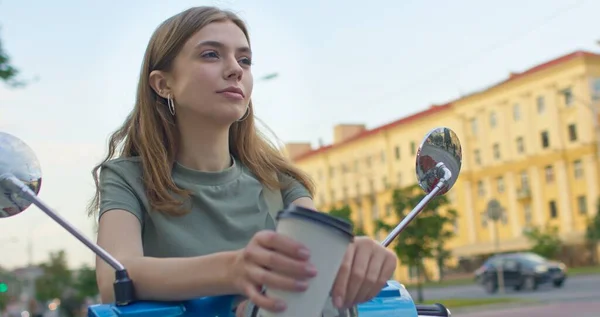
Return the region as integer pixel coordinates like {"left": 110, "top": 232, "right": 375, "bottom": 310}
{"left": 380, "top": 163, "right": 452, "bottom": 247}
{"left": 0, "top": 173, "right": 136, "bottom": 306}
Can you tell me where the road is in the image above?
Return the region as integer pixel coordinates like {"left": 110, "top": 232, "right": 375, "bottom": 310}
{"left": 407, "top": 274, "right": 600, "bottom": 303}
{"left": 406, "top": 275, "right": 600, "bottom": 316}
{"left": 456, "top": 301, "right": 600, "bottom": 317}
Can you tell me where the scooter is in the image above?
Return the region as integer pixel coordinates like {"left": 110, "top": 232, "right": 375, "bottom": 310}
{"left": 0, "top": 126, "right": 462, "bottom": 317}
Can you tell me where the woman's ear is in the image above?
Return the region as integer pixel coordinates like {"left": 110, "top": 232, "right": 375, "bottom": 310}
{"left": 149, "top": 70, "right": 171, "bottom": 98}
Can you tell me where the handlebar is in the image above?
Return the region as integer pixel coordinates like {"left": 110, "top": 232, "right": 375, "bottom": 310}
{"left": 416, "top": 303, "right": 452, "bottom": 317}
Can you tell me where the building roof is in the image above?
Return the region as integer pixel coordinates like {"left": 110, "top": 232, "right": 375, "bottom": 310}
{"left": 293, "top": 50, "right": 600, "bottom": 162}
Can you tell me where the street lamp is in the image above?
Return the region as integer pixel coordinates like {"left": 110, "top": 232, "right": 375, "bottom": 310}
{"left": 486, "top": 199, "right": 506, "bottom": 294}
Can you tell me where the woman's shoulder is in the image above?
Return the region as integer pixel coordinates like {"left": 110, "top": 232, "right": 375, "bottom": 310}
{"left": 99, "top": 156, "right": 144, "bottom": 179}
{"left": 102, "top": 156, "right": 142, "bottom": 168}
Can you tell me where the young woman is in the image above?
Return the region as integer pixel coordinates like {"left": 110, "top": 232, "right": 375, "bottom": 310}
{"left": 88, "top": 6, "right": 397, "bottom": 315}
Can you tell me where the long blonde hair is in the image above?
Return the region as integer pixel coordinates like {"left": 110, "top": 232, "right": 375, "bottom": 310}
{"left": 87, "top": 6, "right": 315, "bottom": 217}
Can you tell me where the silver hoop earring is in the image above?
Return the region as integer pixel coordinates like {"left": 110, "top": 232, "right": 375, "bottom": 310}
{"left": 237, "top": 105, "right": 250, "bottom": 122}
{"left": 167, "top": 94, "right": 176, "bottom": 116}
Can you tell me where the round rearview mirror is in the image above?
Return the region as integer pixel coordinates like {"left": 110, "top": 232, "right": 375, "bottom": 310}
{"left": 415, "top": 127, "right": 462, "bottom": 195}
{"left": 0, "top": 132, "right": 42, "bottom": 218}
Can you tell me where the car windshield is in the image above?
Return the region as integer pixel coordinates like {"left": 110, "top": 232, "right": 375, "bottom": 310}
{"left": 519, "top": 253, "right": 547, "bottom": 264}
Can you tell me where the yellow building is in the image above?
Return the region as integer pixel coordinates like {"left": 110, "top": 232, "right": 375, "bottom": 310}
{"left": 287, "top": 50, "right": 600, "bottom": 282}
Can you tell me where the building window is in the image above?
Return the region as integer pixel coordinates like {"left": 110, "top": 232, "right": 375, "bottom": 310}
{"left": 474, "top": 149, "right": 481, "bottom": 165}
{"left": 496, "top": 177, "right": 505, "bottom": 193}
{"left": 380, "top": 151, "right": 386, "bottom": 163}
{"left": 481, "top": 211, "right": 488, "bottom": 227}
{"left": 385, "top": 203, "right": 392, "bottom": 217}
{"left": 371, "top": 202, "right": 378, "bottom": 219}
{"left": 513, "top": 104, "right": 521, "bottom": 121}
{"left": 524, "top": 204, "right": 532, "bottom": 225}
{"left": 342, "top": 187, "right": 348, "bottom": 203}
{"left": 410, "top": 141, "right": 416, "bottom": 155}
{"left": 593, "top": 78, "right": 600, "bottom": 97}
{"left": 477, "top": 181, "right": 485, "bottom": 197}
{"left": 577, "top": 196, "right": 587, "bottom": 214}
{"left": 490, "top": 112, "right": 497, "bottom": 128}
{"left": 493, "top": 143, "right": 501, "bottom": 160}
{"left": 541, "top": 131, "right": 550, "bottom": 148}
{"left": 549, "top": 200, "right": 558, "bottom": 219}
{"left": 562, "top": 88, "right": 573, "bottom": 106}
{"left": 520, "top": 170, "right": 529, "bottom": 188}
{"left": 329, "top": 166, "right": 335, "bottom": 177}
{"left": 537, "top": 96, "right": 545, "bottom": 113}
{"left": 545, "top": 165, "right": 554, "bottom": 183}
{"left": 516, "top": 137, "right": 525, "bottom": 153}
{"left": 368, "top": 179, "right": 375, "bottom": 195}
{"left": 568, "top": 124, "right": 577, "bottom": 142}
{"left": 573, "top": 160, "right": 583, "bottom": 179}
{"left": 366, "top": 156, "right": 372, "bottom": 167}
{"left": 397, "top": 172, "right": 402, "bottom": 186}
{"left": 382, "top": 176, "right": 389, "bottom": 189}
{"left": 330, "top": 190, "right": 336, "bottom": 202}
{"left": 394, "top": 146, "right": 400, "bottom": 160}
{"left": 470, "top": 118, "right": 478, "bottom": 135}
{"left": 355, "top": 183, "right": 361, "bottom": 197}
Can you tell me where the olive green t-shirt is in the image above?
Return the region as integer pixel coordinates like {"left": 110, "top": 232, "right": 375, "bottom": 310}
{"left": 97, "top": 156, "right": 312, "bottom": 258}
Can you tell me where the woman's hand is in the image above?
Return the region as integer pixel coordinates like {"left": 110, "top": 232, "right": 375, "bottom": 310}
{"left": 331, "top": 236, "right": 397, "bottom": 309}
{"left": 230, "top": 230, "right": 317, "bottom": 313}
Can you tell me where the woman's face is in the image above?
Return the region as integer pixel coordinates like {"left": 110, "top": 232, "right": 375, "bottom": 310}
{"left": 156, "top": 20, "right": 254, "bottom": 124}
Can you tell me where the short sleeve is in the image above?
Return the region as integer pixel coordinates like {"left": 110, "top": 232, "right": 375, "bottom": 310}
{"left": 98, "top": 161, "right": 144, "bottom": 225}
{"left": 279, "top": 173, "right": 312, "bottom": 207}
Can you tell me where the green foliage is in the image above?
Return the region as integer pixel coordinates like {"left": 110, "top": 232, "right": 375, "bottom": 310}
{"left": 376, "top": 184, "right": 457, "bottom": 268}
{"left": 0, "top": 36, "right": 24, "bottom": 87}
{"left": 35, "top": 250, "right": 73, "bottom": 302}
{"left": 33, "top": 250, "right": 99, "bottom": 316}
{"left": 523, "top": 225, "right": 562, "bottom": 259}
{"left": 376, "top": 184, "right": 458, "bottom": 302}
{"left": 328, "top": 205, "right": 367, "bottom": 236}
{"left": 0, "top": 292, "right": 7, "bottom": 311}
{"left": 73, "top": 264, "right": 98, "bottom": 301}
{"left": 584, "top": 199, "right": 600, "bottom": 263}
{"left": 585, "top": 200, "right": 600, "bottom": 243}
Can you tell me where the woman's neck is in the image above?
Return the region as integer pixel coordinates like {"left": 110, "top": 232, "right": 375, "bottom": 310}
{"left": 175, "top": 115, "right": 233, "bottom": 172}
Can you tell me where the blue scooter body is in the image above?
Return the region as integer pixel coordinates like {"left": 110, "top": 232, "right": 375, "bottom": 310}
{"left": 87, "top": 280, "right": 417, "bottom": 317}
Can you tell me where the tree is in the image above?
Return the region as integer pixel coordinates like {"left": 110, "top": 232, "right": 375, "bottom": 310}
{"left": 584, "top": 199, "right": 600, "bottom": 264}
{"left": 73, "top": 265, "right": 98, "bottom": 301}
{"left": 328, "top": 205, "right": 367, "bottom": 236}
{"left": 375, "top": 184, "right": 458, "bottom": 303}
{"left": 35, "top": 250, "right": 73, "bottom": 302}
{"left": 0, "top": 35, "right": 23, "bottom": 87}
{"left": 0, "top": 292, "right": 6, "bottom": 312}
{"left": 523, "top": 225, "right": 562, "bottom": 259}
{"left": 434, "top": 216, "right": 457, "bottom": 282}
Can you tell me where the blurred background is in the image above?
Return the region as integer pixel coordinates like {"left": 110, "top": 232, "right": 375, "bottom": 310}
{"left": 1, "top": 0, "right": 599, "bottom": 316}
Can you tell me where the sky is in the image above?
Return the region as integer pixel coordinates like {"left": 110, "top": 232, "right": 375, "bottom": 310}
{"left": 0, "top": 0, "right": 599, "bottom": 269}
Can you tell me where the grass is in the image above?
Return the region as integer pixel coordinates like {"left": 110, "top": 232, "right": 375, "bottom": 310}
{"left": 404, "top": 265, "right": 600, "bottom": 289}
{"left": 568, "top": 265, "right": 600, "bottom": 276}
{"left": 420, "top": 297, "right": 537, "bottom": 308}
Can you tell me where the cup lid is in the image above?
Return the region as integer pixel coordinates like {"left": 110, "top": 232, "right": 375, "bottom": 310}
{"left": 276, "top": 205, "right": 355, "bottom": 240}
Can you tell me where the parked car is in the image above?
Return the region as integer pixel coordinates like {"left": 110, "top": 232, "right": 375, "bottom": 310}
{"left": 474, "top": 252, "right": 567, "bottom": 293}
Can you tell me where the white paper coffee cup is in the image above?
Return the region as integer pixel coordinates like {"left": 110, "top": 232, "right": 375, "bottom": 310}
{"left": 257, "top": 205, "right": 355, "bottom": 317}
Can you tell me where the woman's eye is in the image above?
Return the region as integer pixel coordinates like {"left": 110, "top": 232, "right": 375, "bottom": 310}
{"left": 201, "top": 51, "right": 219, "bottom": 59}
{"left": 239, "top": 57, "right": 252, "bottom": 66}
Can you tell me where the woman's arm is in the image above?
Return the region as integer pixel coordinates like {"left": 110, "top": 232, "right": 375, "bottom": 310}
{"left": 96, "top": 210, "right": 239, "bottom": 303}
